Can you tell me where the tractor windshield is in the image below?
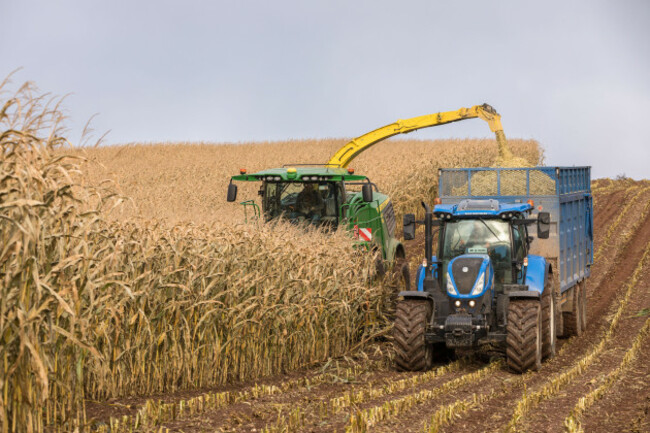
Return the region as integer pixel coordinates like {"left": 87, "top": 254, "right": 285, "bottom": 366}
{"left": 441, "top": 219, "right": 513, "bottom": 285}
{"left": 263, "top": 181, "right": 342, "bottom": 226}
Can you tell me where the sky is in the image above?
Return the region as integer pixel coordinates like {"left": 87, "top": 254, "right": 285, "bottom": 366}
{"left": 1, "top": 0, "right": 649, "bottom": 179}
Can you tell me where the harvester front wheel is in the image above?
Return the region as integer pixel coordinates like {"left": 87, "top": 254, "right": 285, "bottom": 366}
{"left": 393, "top": 300, "right": 432, "bottom": 371}
{"left": 541, "top": 285, "right": 557, "bottom": 359}
{"left": 392, "top": 256, "right": 411, "bottom": 291}
{"left": 506, "top": 299, "right": 542, "bottom": 373}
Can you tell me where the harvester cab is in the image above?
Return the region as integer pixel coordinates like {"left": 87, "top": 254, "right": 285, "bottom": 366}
{"left": 227, "top": 165, "right": 407, "bottom": 281}
{"left": 396, "top": 167, "right": 592, "bottom": 373}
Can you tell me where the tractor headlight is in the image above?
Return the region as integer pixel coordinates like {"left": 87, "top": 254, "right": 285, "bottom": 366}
{"left": 470, "top": 271, "right": 485, "bottom": 296}
{"left": 446, "top": 272, "right": 457, "bottom": 295}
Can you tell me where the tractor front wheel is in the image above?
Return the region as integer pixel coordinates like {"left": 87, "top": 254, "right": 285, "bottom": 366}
{"left": 393, "top": 300, "right": 432, "bottom": 371}
{"left": 506, "top": 299, "right": 542, "bottom": 373}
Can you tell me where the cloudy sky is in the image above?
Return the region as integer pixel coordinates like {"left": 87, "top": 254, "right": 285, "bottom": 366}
{"left": 2, "top": 0, "right": 648, "bottom": 179}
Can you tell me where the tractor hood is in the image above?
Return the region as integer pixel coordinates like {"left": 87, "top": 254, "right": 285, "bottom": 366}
{"left": 445, "top": 254, "right": 493, "bottom": 298}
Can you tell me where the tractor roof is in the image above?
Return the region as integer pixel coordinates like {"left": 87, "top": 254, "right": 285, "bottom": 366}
{"left": 231, "top": 166, "right": 368, "bottom": 182}
{"left": 434, "top": 199, "right": 532, "bottom": 218}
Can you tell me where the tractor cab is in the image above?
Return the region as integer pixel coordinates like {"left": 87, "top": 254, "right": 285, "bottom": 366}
{"left": 433, "top": 199, "right": 544, "bottom": 295}
{"left": 401, "top": 198, "right": 551, "bottom": 354}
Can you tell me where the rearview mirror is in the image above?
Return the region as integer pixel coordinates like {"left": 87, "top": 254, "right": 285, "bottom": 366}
{"left": 403, "top": 213, "right": 416, "bottom": 240}
{"left": 227, "top": 183, "right": 238, "bottom": 202}
{"left": 362, "top": 183, "right": 373, "bottom": 203}
{"left": 537, "top": 212, "right": 550, "bottom": 239}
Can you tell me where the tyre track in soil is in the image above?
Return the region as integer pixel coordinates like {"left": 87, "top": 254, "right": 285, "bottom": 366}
{"left": 580, "top": 331, "right": 650, "bottom": 432}
{"left": 163, "top": 360, "right": 477, "bottom": 432}
{"left": 518, "top": 256, "right": 650, "bottom": 432}
{"left": 85, "top": 350, "right": 391, "bottom": 425}
{"left": 425, "top": 184, "right": 650, "bottom": 433}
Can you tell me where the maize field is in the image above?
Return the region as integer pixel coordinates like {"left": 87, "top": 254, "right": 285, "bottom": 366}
{"left": 2, "top": 81, "right": 650, "bottom": 433}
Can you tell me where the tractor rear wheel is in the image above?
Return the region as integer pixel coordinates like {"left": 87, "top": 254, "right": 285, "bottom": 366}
{"left": 506, "top": 299, "right": 542, "bottom": 373}
{"left": 393, "top": 300, "right": 432, "bottom": 371}
{"left": 563, "top": 283, "right": 584, "bottom": 337}
{"left": 542, "top": 285, "right": 557, "bottom": 359}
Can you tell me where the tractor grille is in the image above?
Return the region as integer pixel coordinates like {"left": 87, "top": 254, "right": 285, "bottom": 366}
{"left": 451, "top": 257, "right": 483, "bottom": 294}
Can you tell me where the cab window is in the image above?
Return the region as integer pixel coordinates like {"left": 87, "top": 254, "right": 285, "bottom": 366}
{"left": 512, "top": 224, "right": 526, "bottom": 261}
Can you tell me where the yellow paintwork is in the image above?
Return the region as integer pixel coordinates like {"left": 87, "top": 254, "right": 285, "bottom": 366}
{"left": 378, "top": 198, "right": 390, "bottom": 212}
{"left": 327, "top": 103, "right": 512, "bottom": 168}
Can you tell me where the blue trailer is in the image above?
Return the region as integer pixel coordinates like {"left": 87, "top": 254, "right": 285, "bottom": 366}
{"left": 395, "top": 166, "right": 593, "bottom": 373}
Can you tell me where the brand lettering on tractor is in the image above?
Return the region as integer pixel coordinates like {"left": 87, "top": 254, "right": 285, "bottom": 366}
{"left": 359, "top": 227, "right": 372, "bottom": 241}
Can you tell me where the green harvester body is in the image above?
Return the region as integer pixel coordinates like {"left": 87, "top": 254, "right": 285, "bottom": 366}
{"left": 229, "top": 166, "right": 405, "bottom": 264}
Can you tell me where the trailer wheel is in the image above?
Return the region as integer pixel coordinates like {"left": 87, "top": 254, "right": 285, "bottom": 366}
{"left": 506, "top": 299, "right": 542, "bottom": 373}
{"left": 541, "top": 286, "right": 557, "bottom": 359}
{"left": 563, "top": 284, "right": 583, "bottom": 337}
{"left": 393, "top": 300, "right": 432, "bottom": 371}
{"left": 579, "top": 280, "right": 588, "bottom": 332}
{"left": 392, "top": 256, "right": 411, "bottom": 290}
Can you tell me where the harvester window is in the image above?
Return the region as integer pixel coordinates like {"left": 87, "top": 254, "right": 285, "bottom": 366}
{"left": 262, "top": 181, "right": 340, "bottom": 226}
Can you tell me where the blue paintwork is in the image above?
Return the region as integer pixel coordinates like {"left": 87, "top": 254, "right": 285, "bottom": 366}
{"left": 416, "top": 258, "right": 439, "bottom": 292}
{"left": 434, "top": 202, "right": 532, "bottom": 217}
{"left": 524, "top": 255, "right": 548, "bottom": 294}
{"left": 446, "top": 255, "right": 494, "bottom": 299}
{"left": 438, "top": 166, "right": 593, "bottom": 294}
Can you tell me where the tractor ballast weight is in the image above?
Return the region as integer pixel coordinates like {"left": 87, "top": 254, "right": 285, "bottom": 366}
{"left": 395, "top": 166, "right": 593, "bottom": 373}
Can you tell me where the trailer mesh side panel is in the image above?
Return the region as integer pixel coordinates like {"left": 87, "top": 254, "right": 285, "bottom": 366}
{"left": 470, "top": 171, "right": 497, "bottom": 196}
{"left": 440, "top": 167, "right": 558, "bottom": 197}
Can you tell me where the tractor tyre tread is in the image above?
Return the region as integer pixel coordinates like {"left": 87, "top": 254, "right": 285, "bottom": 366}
{"left": 393, "top": 300, "right": 432, "bottom": 371}
{"left": 506, "top": 299, "right": 542, "bottom": 373}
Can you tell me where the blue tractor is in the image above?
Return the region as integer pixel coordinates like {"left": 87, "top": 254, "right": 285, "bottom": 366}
{"left": 395, "top": 167, "right": 593, "bottom": 373}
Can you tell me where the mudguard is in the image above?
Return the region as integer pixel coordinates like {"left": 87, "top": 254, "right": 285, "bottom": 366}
{"left": 524, "top": 255, "right": 548, "bottom": 295}
{"left": 415, "top": 259, "right": 439, "bottom": 292}
{"left": 385, "top": 237, "right": 404, "bottom": 263}
{"left": 508, "top": 290, "right": 541, "bottom": 300}
{"left": 398, "top": 291, "right": 434, "bottom": 303}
